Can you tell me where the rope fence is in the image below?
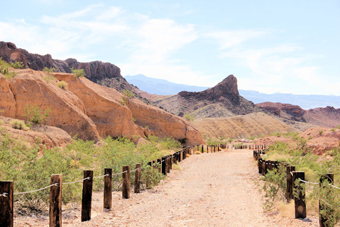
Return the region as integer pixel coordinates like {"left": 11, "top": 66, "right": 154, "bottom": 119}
{"left": 0, "top": 143, "right": 228, "bottom": 227}
{"left": 253, "top": 149, "right": 340, "bottom": 226}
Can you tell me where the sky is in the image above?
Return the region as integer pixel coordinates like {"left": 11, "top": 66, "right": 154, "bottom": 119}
{"left": 1, "top": 0, "right": 339, "bottom": 95}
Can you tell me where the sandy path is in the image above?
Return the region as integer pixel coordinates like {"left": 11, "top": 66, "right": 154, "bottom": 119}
{"left": 15, "top": 149, "right": 319, "bottom": 226}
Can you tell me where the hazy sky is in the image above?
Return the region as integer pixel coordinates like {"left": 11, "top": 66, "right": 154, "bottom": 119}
{"left": 1, "top": 0, "right": 339, "bottom": 95}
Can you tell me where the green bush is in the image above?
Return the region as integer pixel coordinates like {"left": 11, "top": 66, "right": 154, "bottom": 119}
{"left": 10, "top": 119, "right": 29, "bottom": 130}
{"left": 71, "top": 68, "right": 85, "bottom": 78}
{"left": 23, "top": 105, "right": 50, "bottom": 124}
{"left": 10, "top": 61, "right": 24, "bottom": 69}
{"left": 57, "top": 81, "right": 68, "bottom": 90}
{"left": 0, "top": 57, "right": 17, "bottom": 79}
{"left": 184, "top": 114, "right": 194, "bottom": 122}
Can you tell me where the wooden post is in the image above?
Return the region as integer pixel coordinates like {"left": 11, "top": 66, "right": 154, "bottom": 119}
{"left": 0, "top": 181, "right": 13, "bottom": 227}
{"left": 104, "top": 168, "right": 112, "bottom": 210}
{"left": 169, "top": 155, "right": 173, "bottom": 170}
{"left": 258, "top": 158, "right": 263, "bottom": 174}
{"left": 319, "top": 174, "right": 334, "bottom": 227}
{"left": 293, "top": 171, "right": 306, "bottom": 219}
{"left": 122, "top": 166, "right": 130, "bottom": 199}
{"left": 134, "top": 164, "right": 141, "bottom": 193}
{"left": 82, "top": 170, "right": 93, "bottom": 222}
{"left": 167, "top": 156, "right": 170, "bottom": 173}
{"left": 162, "top": 157, "right": 167, "bottom": 175}
{"left": 286, "top": 166, "right": 295, "bottom": 201}
{"left": 49, "top": 174, "right": 62, "bottom": 227}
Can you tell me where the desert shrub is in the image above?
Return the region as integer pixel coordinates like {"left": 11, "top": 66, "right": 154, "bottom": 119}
{"left": 184, "top": 114, "right": 194, "bottom": 122}
{"left": 71, "top": 68, "right": 85, "bottom": 78}
{"left": 123, "top": 89, "right": 135, "bottom": 98}
{"left": 248, "top": 136, "right": 255, "bottom": 140}
{"left": 42, "top": 67, "right": 56, "bottom": 83}
{"left": 0, "top": 57, "right": 17, "bottom": 79}
{"left": 260, "top": 141, "right": 340, "bottom": 224}
{"left": 141, "top": 165, "right": 163, "bottom": 189}
{"left": 57, "top": 81, "right": 68, "bottom": 90}
{"left": 337, "top": 125, "right": 340, "bottom": 129}
{"left": 227, "top": 138, "right": 233, "bottom": 143}
{"left": 331, "top": 128, "right": 336, "bottom": 132}
{"left": 10, "top": 61, "right": 24, "bottom": 69}
{"left": 319, "top": 130, "right": 324, "bottom": 135}
{"left": 23, "top": 105, "right": 50, "bottom": 124}
{"left": 10, "top": 119, "right": 29, "bottom": 130}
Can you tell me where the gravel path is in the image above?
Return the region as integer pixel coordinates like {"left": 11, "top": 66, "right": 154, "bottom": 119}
{"left": 15, "top": 149, "right": 319, "bottom": 226}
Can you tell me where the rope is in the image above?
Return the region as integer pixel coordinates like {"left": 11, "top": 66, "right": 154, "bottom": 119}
{"left": 299, "top": 178, "right": 319, "bottom": 185}
{"left": 93, "top": 174, "right": 109, "bottom": 179}
{"left": 113, "top": 170, "right": 127, "bottom": 176}
{"left": 63, "top": 177, "right": 91, "bottom": 185}
{"left": 14, "top": 183, "right": 58, "bottom": 195}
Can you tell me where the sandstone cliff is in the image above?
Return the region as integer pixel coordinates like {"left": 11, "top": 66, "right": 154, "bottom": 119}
{"left": 150, "top": 75, "right": 262, "bottom": 119}
{"left": 0, "top": 68, "right": 204, "bottom": 145}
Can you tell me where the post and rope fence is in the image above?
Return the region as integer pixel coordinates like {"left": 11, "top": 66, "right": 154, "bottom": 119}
{"left": 254, "top": 150, "right": 340, "bottom": 226}
{"left": 1, "top": 144, "right": 231, "bottom": 226}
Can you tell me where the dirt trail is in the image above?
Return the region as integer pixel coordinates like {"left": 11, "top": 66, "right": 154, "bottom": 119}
{"left": 15, "top": 149, "right": 319, "bottom": 226}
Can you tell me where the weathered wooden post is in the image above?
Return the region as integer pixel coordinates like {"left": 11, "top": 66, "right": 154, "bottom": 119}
{"left": 258, "top": 158, "right": 263, "bottom": 174}
{"left": 82, "top": 170, "right": 93, "bottom": 222}
{"left": 169, "top": 155, "right": 173, "bottom": 170}
{"left": 50, "top": 174, "right": 62, "bottom": 226}
{"left": 122, "top": 166, "right": 130, "bottom": 199}
{"left": 319, "top": 174, "right": 334, "bottom": 227}
{"left": 286, "top": 166, "right": 295, "bottom": 201}
{"left": 162, "top": 157, "right": 167, "bottom": 175}
{"left": 134, "top": 164, "right": 141, "bottom": 193}
{"left": 104, "top": 168, "right": 112, "bottom": 210}
{"left": 167, "top": 156, "right": 170, "bottom": 173}
{"left": 292, "top": 171, "right": 306, "bottom": 219}
{"left": 0, "top": 181, "right": 14, "bottom": 227}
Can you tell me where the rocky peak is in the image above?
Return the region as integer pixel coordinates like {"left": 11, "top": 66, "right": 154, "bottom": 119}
{"left": 206, "top": 74, "right": 239, "bottom": 97}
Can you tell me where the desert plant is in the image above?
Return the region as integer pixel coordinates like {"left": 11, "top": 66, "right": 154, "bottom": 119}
{"left": 57, "top": 81, "right": 68, "bottom": 90}
{"left": 184, "top": 113, "right": 194, "bottom": 122}
{"left": 227, "top": 138, "right": 233, "bottom": 143}
{"left": 71, "top": 68, "right": 85, "bottom": 78}
{"left": 331, "top": 128, "right": 336, "bottom": 132}
{"left": 10, "top": 61, "right": 24, "bottom": 69}
{"left": 23, "top": 105, "right": 50, "bottom": 124}
{"left": 0, "top": 57, "right": 17, "bottom": 79}
{"left": 10, "top": 119, "right": 29, "bottom": 130}
{"left": 319, "top": 130, "right": 324, "bottom": 136}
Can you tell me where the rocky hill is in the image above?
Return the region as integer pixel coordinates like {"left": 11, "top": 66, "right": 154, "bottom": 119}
{"left": 149, "top": 75, "right": 262, "bottom": 119}
{"left": 257, "top": 102, "right": 340, "bottom": 128}
{"left": 0, "top": 41, "right": 136, "bottom": 93}
{"left": 0, "top": 67, "right": 204, "bottom": 146}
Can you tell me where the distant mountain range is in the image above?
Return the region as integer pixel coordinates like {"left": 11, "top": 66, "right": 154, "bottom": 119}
{"left": 125, "top": 74, "right": 340, "bottom": 110}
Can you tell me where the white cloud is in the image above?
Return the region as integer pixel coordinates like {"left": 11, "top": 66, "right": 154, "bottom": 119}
{"left": 206, "top": 30, "right": 267, "bottom": 50}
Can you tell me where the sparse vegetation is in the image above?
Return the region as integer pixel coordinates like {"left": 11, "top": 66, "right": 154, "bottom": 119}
{"left": 260, "top": 140, "right": 340, "bottom": 224}
{"left": 0, "top": 57, "right": 17, "bottom": 79}
{"left": 121, "top": 89, "right": 135, "bottom": 105}
{"left": 184, "top": 113, "right": 194, "bottom": 122}
{"left": 319, "top": 130, "right": 324, "bottom": 135}
{"left": 23, "top": 105, "right": 51, "bottom": 124}
{"left": 43, "top": 67, "right": 56, "bottom": 83}
{"left": 0, "top": 130, "right": 180, "bottom": 213}
{"left": 57, "top": 80, "right": 68, "bottom": 90}
{"left": 337, "top": 125, "right": 340, "bottom": 129}
{"left": 10, "top": 119, "right": 30, "bottom": 130}
{"left": 71, "top": 68, "right": 85, "bottom": 78}
{"left": 10, "top": 61, "right": 25, "bottom": 69}
{"left": 331, "top": 128, "right": 336, "bottom": 132}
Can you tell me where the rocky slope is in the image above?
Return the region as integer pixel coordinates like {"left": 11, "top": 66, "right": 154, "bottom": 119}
{"left": 191, "top": 112, "right": 296, "bottom": 139}
{"left": 0, "top": 41, "right": 136, "bottom": 93}
{"left": 0, "top": 68, "right": 204, "bottom": 145}
{"left": 150, "top": 75, "right": 262, "bottom": 119}
{"left": 257, "top": 102, "right": 340, "bottom": 128}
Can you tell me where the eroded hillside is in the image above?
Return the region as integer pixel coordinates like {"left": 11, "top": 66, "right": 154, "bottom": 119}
{"left": 191, "top": 112, "right": 296, "bottom": 139}
{"left": 0, "top": 68, "right": 204, "bottom": 145}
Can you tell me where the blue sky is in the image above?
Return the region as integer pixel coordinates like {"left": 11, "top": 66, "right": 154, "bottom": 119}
{"left": 1, "top": 0, "right": 339, "bottom": 95}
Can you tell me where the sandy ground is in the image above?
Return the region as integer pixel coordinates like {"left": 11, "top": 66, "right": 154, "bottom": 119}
{"left": 14, "top": 149, "right": 319, "bottom": 226}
